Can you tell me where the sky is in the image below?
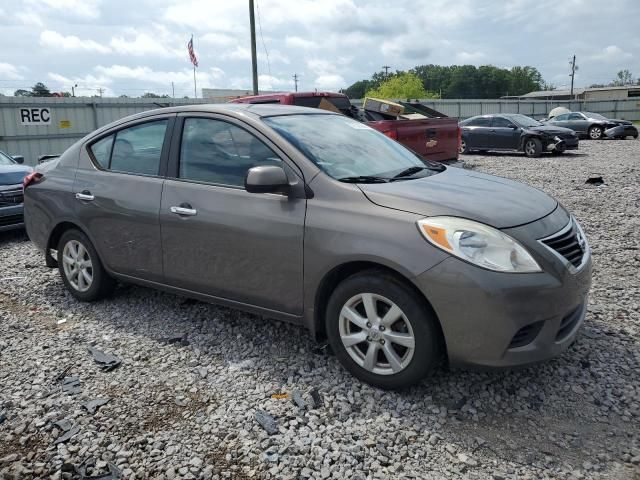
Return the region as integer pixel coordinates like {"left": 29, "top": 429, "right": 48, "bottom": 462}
{"left": 0, "top": 0, "right": 638, "bottom": 97}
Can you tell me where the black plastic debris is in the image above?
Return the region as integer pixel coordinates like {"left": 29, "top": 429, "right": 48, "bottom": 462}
{"left": 55, "top": 365, "right": 72, "bottom": 382}
{"left": 62, "top": 376, "right": 82, "bottom": 395}
{"left": 54, "top": 419, "right": 80, "bottom": 444}
{"left": 0, "top": 412, "right": 6, "bottom": 424}
{"left": 62, "top": 457, "right": 122, "bottom": 480}
{"left": 309, "top": 387, "right": 324, "bottom": 409}
{"left": 291, "top": 390, "right": 306, "bottom": 410}
{"left": 585, "top": 176, "right": 604, "bottom": 186}
{"left": 160, "top": 333, "right": 190, "bottom": 347}
{"left": 87, "top": 347, "right": 122, "bottom": 371}
{"left": 82, "top": 398, "right": 110, "bottom": 415}
{"left": 255, "top": 410, "right": 278, "bottom": 435}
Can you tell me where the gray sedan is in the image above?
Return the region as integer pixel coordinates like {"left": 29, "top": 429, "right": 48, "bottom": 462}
{"left": 545, "top": 111, "right": 638, "bottom": 139}
{"left": 24, "top": 104, "right": 592, "bottom": 389}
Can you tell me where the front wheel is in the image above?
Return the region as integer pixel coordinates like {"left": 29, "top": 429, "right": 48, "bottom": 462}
{"left": 325, "top": 271, "right": 441, "bottom": 390}
{"left": 588, "top": 125, "right": 603, "bottom": 140}
{"left": 58, "top": 229, "right": 115, "bottom": 301}
{"left": 523, "top": 138, "right": 542, "bottom": 157}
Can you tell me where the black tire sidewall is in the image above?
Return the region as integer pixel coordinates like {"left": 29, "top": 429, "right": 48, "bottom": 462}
{"left": 325, "top": 272, "right": 440, "bottom": 390}
{"left": 57, "top": 229, "right": 113, "bottom": 301}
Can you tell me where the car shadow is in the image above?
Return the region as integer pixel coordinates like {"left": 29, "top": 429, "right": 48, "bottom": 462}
{"left": 0, "top": 228, "right": 29, "bottom": 246}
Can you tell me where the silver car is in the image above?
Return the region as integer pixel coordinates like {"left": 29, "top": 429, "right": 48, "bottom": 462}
{"left": 24, "top": 104, "right": 592, "bottom": 389}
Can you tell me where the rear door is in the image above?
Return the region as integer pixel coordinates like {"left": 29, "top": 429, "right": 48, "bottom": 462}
{"left": 462, "top": 116, "right": 491, "bottom": 148}
{"left": 567, "top": 112, "right": 589, "bottom": 134}
{"left": 74, "top": 116, "right": 174, "bottom": 282}
{"left": 490, "top": 116, "right": 521, "bottom": 149}
{"left": 159, "top": 114, "right": 306, "bottom": 314}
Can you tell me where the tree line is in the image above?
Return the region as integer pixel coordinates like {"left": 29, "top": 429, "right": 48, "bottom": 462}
{"left": 344, "top": 64, "right": 548, "bottom": 99}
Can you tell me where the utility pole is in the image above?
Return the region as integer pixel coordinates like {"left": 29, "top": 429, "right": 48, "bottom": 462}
{"left": 172, "top": 82, "right": 175, "bottom": 98}
{"left": 71, "top": 83, "right": 77, "bottom": 97}
{"left": 249, "top": 0, "right": 259, "bottom": 95}
{"left": 293, "top": 73, "right": 299, "bottom": 92}
{"left": 382, "top": 65, "right": 391, "bottom": 79}
{"left": 569, "top": 55, "right": 577, "bottom": 98}
{"left": 97, "top": 87, "right": 104, "bottom": 98}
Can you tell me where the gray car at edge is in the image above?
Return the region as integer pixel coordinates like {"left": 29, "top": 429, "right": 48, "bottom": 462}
{"left": 24, "top": 104, "right": 592, "bottom": 389}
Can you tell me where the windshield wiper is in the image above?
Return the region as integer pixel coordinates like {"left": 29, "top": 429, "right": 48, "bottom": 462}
{"left": 338, "top": 175, "right": 388, "bottom": 183}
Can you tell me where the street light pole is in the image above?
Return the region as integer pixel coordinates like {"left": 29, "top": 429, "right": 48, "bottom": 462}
{"left": 249, "top": 0, "right": 259, "bottom": 95}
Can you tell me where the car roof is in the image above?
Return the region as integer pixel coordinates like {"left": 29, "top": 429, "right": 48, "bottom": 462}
{"left": 126, "top": 103, "right": 333, "bottom": 121}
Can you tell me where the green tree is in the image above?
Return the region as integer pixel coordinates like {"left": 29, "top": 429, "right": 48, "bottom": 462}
{"left": 141, "top": 92, "right": 170, "bottom": 98}
{"left": 14, "top": 89, "right": 31, "bottom": 97}
{"left": 365, "top": 72, "right": 438, "bottom": 100}
{"left": 31, "top": 82, "right": 52, "bottom": 97}
{"left": 612, "top": 69, "right": 634, "bottom": 86}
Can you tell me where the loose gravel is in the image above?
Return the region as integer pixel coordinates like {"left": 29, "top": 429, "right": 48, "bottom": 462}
{"left": 1, "top": 139, "right": 639, "bottom": 480}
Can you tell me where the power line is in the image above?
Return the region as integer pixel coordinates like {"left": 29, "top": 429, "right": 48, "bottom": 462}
{"left": 255, "top": 0, "right": 271, "bottom": 77}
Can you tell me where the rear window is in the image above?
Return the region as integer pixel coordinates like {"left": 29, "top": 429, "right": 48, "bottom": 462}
{"left": 293, "top": 96, "right": 351, "bottom": 113}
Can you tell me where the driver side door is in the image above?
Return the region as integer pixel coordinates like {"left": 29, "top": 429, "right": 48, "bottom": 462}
{"left": 159, "top": 114, "right": 306, "bottom": 315}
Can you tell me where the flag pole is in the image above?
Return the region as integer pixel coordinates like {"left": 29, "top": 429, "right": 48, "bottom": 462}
{"left": 192, "top": 34, "right": 197, "bottom": 98}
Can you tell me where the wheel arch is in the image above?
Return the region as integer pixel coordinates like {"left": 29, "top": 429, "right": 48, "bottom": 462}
{"left": 45, "top": 221, "right": 93, "bottom": 267}
{"left": 312, "top": 260, "right": 447, "bottom": 358}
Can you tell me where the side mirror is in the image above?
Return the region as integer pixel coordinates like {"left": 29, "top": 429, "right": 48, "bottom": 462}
{"left": 245, "top": 165, "right": 290, "bottom": 194}
{"left": 509, "top": 124, "right": 518, "bottom": 129}
{"left": 12, "top": 155, "right": 24, "bottom": 164}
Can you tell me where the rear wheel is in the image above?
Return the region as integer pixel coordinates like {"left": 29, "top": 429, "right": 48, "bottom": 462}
{"left": 325, "top": 271, "right": 441, "bottom": 390}
{"left": 58, "top": 229, "right": 115, "bottom": 301}
{"left": 588, "top": 125, "right": 603, "bottom": 140}
{"left": 459, "top": 139, "right": 470, "bottom": 154}
{"left": 523, "top": 138, "right": 542, "bottom": 157}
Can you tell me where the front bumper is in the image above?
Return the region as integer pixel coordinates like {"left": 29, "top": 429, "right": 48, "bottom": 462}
{"left": 604, "top": 124, "right": 638, "bottom": 138}
{"left": 545, "top": 136, "right": 579, "bottom": 151}
{"left": 0, "top": 204, "right": 24, "bottom": 232}
{"left": 414, "top": 214, "right": 592, "bottom": 369}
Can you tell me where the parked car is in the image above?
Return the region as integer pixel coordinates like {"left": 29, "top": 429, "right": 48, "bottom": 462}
{"left": 230, "top": 92, "right": 461, "bottom": 163}
{"left": 24, "top": 104, "right": 592, "bottom": 389}
{"left": 543, "top": 111, "right": 638, "bottom": 140}
{"left": 459, "top": 114, "right": 579, "bottom": 157}
{"left": 0, "top": 150, "right": 31, "bottom": 232}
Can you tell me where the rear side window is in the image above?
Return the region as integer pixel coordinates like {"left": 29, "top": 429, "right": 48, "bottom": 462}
{"left": 467, "top": 117, "right": 490, "bottom": 127}
{"left": 568, "top": 113, "right": 584, "bottom": 120}
{"left": 90, "top": 120, "right": 168, "bottom": 175}
{"left": 89, "top": 135, "right": 114, "bottom": 169}
{"left": 179, "top": 118, "right": 281, "bottom": 187}
{"left": 553, "top": 114, "right": 569, "bottom": 121}
{"left": 491, "top": 117, "right": 513, "bottom": 128}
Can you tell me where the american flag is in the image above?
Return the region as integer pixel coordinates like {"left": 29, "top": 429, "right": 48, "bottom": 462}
{"left": 187, "top": 37, "right": 198, "bottom": 67}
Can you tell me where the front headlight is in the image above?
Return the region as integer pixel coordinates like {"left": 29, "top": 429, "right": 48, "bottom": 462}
{"left": 417, "top": 217, "right": 542, "bottom": 273}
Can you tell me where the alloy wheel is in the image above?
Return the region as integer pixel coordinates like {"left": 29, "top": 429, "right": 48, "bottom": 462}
{"left": 589, "top": 127, "right": 602, "bottom": 139}
{"left": 459, "top": 140, "right": 466, "bottom": 154}
{"left": 525, "top": 140, "right": 537, "bottom": 156}
{"left": 62, "top": 239, "right": 93, "bottom": 292}
{"left": 338, "top": 293, "right": 415, "bottom": 375}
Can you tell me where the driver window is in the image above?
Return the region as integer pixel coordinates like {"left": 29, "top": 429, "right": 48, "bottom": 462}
{"left": 179, "top": 118, "right": 282, "bottom": 187}
{"left": 568, "top": 113, "right": 583, "bottom": 120}
{"left": 491, "top": 117, "right": 514, "bottom": 128}
{"left": 554, "top": 114, "right": 569, "bottom": 121}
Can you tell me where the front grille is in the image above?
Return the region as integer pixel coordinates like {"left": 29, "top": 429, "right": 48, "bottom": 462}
{"left": 0, "top": 188, "right": 24, "bottom": 207}
{"left": 509, "top": 321, "right": 544, "bottom": 349}
{"left": 556, "top": 304, "right": 583, "bottom": 341}
{"left": 542, "top": 221, "right": 585, "bottom": 268}
{"left": 0, "top": 213, "right": 24, "bottom": 227}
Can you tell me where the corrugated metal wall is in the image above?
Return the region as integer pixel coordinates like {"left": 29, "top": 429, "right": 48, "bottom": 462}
{"left": 1, "top": 96, "right": 638, "bottom": 165}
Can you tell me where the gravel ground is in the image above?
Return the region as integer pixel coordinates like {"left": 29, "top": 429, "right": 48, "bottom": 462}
{"left": 1, "top": 139, "right": 639, "bottom": 480}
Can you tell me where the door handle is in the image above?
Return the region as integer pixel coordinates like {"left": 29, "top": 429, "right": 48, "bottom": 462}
{"left": 75, "top": 191, "right": 95, "bottom": 201}
{"left": 170, "top": 206, "right": 197, "bottom": 216}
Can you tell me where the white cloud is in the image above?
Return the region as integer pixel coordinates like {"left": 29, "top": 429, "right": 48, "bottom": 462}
{"left": 109, "top": 31, "right": 182, "bottom": 58}
{"left": 200, "top": 33, "right": 236, "bottom": 47}
{"left": 314, "top": 74, "right": 345, "bottom": 90}
{"left": 0, "top": 63, "right": 24, "bottom": 80}
{"left": 40, "top": 30, "right": 111, "bottom": 53}
{"left": 222, "top": 46, "right": 252, "bottom": 61}
{"left": 14, "top": 11, "right": 44, "bottom": 26}
{"left": 456, "top": 51, "right": 487, "bottom": 63}
{"left": 588, "top": 45, "right": 633, "bottom": 62}
{"left": 285, "top": 36, "right": 314, "bottom": 50}
{"left": 25, "top": 0, "right": 102, "bottom": 19}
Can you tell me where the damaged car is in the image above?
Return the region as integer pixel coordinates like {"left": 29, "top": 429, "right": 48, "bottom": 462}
{"left": 459, "top": 114, "right": 579, "bottom": 157}
{"left": 543, "top": 111, "right": 638, "bottom": 140}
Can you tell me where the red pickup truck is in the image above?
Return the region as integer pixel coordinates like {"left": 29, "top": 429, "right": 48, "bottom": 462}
{"left": 230, "top": 92, "right": 460, "bottom": 162}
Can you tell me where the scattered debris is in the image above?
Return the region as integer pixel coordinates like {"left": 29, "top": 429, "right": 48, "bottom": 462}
{"left": 262, "top": 451, "right": 279, "bottom": 463}
{"left": 0, "top": 412, "right": 6, "bottom": 424}
{"left": 57, "top": 317, "right": 68, "bottom": 325}
{"left": 255, "top": 410, "right": 278, "bottom": 435}
{"left": 270, "top": 392, "right": 290, "bottom": 400}
{"left": 62, "top": 376, "right": 82, "bottom": 395}
{"left": 291, "top": 389, "right": 306, "bottom": 410}
{"left": 87, "top": 347, "right": 122, "bottom": 371}
{"left": 54, "top": 419, "right": 80, "bottom": 444}
{"left": 311, "top": 343, "right": 331, "bottom": 356}
{"left": 309, "top": 387, "right": 324, "bottom": 409}
{"left": 160, "top": 333, "right": 190, "bottom": 346}
{"left": 62, "top": 457, "right": 122, "bottom": 480}
{"left": 82, "top": 397, "right": 110, "bottom": 414}
{"left": 585, "top": 176, "right": 604, "bottom": 186}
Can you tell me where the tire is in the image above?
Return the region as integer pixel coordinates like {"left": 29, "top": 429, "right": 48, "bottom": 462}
{"left": 588, "top": 125, "right": 603, "bottom": 140}
{"left": 459, "top": 138, "right": 470, "bottom": 154}
{"left": 325, "top": 270, "right": 441, "bottom": 390}
{"left": 57, "top": 229, "right": 115, "bottom": 301}
{"left": 523, "top": 137, "right": 542, "bottom": 158}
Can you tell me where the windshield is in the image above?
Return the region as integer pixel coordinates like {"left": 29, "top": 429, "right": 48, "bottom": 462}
{"left": 0, "top": 151, "right": 16, "bottom": 166}
{"left": 584, "top": 112, "right": 607, "bottom": 120}
{"left": 509, "top": 114, "right": 543, "bottom": 128}
{"left": 263, "top": 114, "right": 439, "bottom": 180}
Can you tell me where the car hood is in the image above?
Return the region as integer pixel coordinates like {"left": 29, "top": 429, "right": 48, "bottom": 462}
{"left": 358, "top": 167, "right": 557, "bottom": 229}
{"left": 528, "top": 125, "right": 576, "bottom": 135}
{"left": 597, "top": 118, "right": 632, "bottom": 125}
{"left": 0, "top": 164, "right": 32, "bottom": 186}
